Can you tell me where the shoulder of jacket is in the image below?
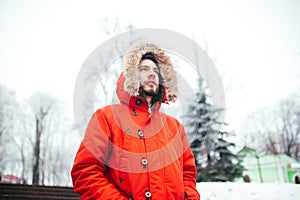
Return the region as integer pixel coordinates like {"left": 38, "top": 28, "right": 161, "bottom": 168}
{"left": 162, "top": 112, "right": 181, "bottom": 125}
{"left": 95, "top": 104, "right": 123, "bottom": 112}
{"left": 94, "top": 104, "right": 125, "bottom": 118}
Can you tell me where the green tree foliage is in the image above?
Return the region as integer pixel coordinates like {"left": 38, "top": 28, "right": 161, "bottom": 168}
{"left": 186, "top": 80, "right": 244, "bottom": 182}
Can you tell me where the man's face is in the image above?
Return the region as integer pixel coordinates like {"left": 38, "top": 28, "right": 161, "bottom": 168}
{"left": 138, "top": 59, "right": 159, "bottom": 96}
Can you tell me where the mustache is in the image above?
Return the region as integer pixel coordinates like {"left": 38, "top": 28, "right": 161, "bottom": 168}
{"left": 144, "top": 79, "right": 158, "bottom": 85}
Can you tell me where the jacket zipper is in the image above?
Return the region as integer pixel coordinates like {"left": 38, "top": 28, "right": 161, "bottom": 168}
{"left": 148, "top": 104, "right": 152, "bottom": 114}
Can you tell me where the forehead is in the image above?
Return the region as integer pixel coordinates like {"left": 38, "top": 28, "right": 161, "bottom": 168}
{"left": 139, "top": 59, "right": 158, "bottom": 69}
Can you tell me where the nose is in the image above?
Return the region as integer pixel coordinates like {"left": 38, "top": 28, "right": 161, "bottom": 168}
{"left": 148, "top": 72, "right": 155, "bottom": 79}
{"left": 148, "top": 68, "right": 157, "bottom": 79}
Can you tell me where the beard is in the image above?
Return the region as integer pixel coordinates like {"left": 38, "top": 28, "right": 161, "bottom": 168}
{"left": 140, "top": 85, "right": 159, "bottom": 97}
{"left": 143, "top": 89, "right": 158, "bottom": 96}
{"left": 139, "top": 84, "right": 164, "bottom": 104}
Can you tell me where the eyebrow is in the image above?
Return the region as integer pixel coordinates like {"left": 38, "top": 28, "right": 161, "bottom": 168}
{"left": 138, "top": 64, "right": 157, "bottom": 68}
{"left": 138, "top": 64, "right": 159, "bottom": 71}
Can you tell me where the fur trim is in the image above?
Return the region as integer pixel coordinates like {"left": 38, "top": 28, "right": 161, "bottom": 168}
{"left": 123, "top": 41, "right": 178, "bottom": 102}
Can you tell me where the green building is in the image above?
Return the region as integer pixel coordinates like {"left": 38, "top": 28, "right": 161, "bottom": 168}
{"left": 237, "top": 146, "right": 300, "bottom": 184}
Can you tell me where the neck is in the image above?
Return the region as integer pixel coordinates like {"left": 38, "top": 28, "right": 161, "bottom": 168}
{"left": 145, "top": 96, "right": 153, "bottom": 104}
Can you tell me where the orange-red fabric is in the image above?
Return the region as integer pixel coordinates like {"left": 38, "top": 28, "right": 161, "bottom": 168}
{"left": 71, "top": 74, "right": 200, "bottom": 200}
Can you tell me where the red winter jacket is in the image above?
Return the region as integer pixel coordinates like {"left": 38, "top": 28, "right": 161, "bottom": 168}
{"left": 71, "top": 57, "right": 200, "bottom": 200}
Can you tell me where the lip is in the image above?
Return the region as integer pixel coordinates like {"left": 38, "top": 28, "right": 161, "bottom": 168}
{"left": 146, "top": 80, "right": 157, "bottom": 85}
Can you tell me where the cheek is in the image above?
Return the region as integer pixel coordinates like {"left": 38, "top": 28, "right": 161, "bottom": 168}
{"left": 138, "top": 73, "right": 146, "bottom": 83}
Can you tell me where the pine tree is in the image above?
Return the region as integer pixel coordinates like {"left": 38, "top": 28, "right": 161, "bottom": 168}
{"left": 186, "top": 79, "right": 244, "bottom": 182}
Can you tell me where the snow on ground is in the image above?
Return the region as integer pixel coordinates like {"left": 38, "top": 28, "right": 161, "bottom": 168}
{"left": 196, "top": 182, "right": 300, "bottom": 200}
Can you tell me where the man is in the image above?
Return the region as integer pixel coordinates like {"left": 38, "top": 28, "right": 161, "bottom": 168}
{"left": 71, "top": 42, "right": 200, "bottom": 200}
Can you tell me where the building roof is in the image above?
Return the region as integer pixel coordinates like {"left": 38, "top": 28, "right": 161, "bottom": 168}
{"left": 238, "top": 146, "right": 300, "bottom": 168}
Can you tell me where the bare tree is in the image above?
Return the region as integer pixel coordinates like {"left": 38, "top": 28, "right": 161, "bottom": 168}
{"left": 276, "top": 99, "right": 300, "bottom": 159}
{"left": 0, "top": 89, "right": 74, "bottom": 185}
{"left": 0, "top": 85, "right": 18, "bottom": 176}
{"left": 96, "top": 17, "right": 136, "bottom": 106}
{"left": 27, "top": 93, "right": 55, "bottom": 185}
{"left": 240, "top": 93, "right": 300, "bottom": 161}
{"left": 43, "top": 102, "right": 74, "bottom": 186}
{"left": 75, "top": 17, "right": 136, "bottom": 136}
{"left": 11, "top": 134, "right": 28, "bottom": 182}
{"left": 240, "top": 107, "right": 278, "bottom": 152}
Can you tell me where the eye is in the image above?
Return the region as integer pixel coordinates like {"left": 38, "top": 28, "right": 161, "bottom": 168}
{"left": 139, "top": 66, "right": 149, "bottom": 72}
{"left": 139, "top": 67, "right": 147, "bottom": 71}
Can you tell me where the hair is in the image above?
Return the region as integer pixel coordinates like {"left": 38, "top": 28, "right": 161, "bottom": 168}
{"left": 140, "top": 52, "right": 159, "bottom": 65}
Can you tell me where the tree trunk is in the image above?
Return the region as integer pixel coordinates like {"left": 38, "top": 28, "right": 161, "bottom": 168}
{"left": 32, "top": 118, "right": 42, "bottom": 185}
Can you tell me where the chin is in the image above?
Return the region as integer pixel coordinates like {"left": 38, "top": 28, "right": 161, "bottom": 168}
{"left": 143, "top": 88, "right": 159, "bottom": 97}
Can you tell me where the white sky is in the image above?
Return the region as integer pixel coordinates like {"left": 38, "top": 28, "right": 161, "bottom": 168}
{"left": 0, "top": 0, "right": 299, "bottom": 133}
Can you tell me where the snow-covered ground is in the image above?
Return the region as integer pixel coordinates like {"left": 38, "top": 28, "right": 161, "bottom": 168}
{"left": 196, "top": 182, "right": 299, "bottom": 200}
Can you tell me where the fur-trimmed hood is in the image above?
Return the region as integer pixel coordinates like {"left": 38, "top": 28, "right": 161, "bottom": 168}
{"left": 122, "top": 41, "right": 178, "bottom": 102}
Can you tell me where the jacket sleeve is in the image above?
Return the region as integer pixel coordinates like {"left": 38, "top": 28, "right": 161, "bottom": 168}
{"left": 71, "top": 110, "right": 128, "bottom": 200}
{"left": 181, "top": 127, "right": 201, "bottom": 200}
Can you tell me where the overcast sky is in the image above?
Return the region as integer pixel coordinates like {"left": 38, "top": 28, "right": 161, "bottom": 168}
{"left": 0, "top": 0, "right": 299, "bottom": 132}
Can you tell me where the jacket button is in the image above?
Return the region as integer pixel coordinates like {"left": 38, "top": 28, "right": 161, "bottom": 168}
{"left": 135, "top": 99, "right": 142, "bottom": 105}
{"left": 141, "top": 157, "right": 148, "bottom": 168}
{"left": 145, "top": 191, "right": 152, "bottom": 198}
{"left": 133, "top": 109, "right": 137, "bottom": 116}
{"left": 138, "top": 129, "right": 144, "bottom": 139}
